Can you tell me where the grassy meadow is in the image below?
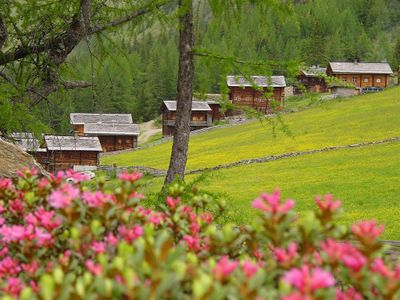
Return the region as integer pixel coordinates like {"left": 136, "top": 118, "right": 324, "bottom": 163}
{"left": 102, "top": 87, "right": 400, "bottom": 238}
{"left": 102, "top": 87, "right": 400, "bottom": 170}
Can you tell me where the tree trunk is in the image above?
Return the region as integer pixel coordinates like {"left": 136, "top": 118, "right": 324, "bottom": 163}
{"left": 164, "top": 0, "right": 194, "bottom": 184}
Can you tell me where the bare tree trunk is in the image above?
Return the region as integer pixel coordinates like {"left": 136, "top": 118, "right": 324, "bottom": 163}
{"left": 164, "top": 0, "right": 194, "bottom": 184}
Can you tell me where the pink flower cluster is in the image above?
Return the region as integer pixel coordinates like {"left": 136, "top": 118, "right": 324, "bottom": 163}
{"left": 252, "top": 190, "right": 294, "bottom": 214}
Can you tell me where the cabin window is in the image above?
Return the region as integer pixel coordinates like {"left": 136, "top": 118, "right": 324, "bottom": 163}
{"left": 117, "top": 139, "right": 122, "bottom": 144}
{"left": 352, "top": 77, "right": 357, "bottom": 83}
{"left": 363, "top": 78, "right": 369, "bottom": 83}
{"left": 126, "top": 139, "right": 132, "bottom": 144}
{"left": 376, "top": 78, "right": 381, "bottom": 83}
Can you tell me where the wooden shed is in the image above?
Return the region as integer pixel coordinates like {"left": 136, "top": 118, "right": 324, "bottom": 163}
{"left": 162, "top": 101, "right": 212, "bottom": 136}
{"left": 70, "top": 113, "right": 133, "bottom": 136}
{"left": 11, "top": 132, "right": 48, "bottom": 167}
{"left": 44, "top": 135, "right": 102, "bottom": 173}
{"left": 227, "top": 75, "right": 286, "bottom": 113}
{"left": 84, "top": 123, "right": 139, "bottom": 152}
{"left": 326, "top": 62, "right": 393, "bottom": 89}
{"left": 296, "top": 66, "right": 327, "bottom": 94}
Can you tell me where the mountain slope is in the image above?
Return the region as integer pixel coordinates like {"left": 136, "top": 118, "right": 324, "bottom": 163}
{"left": 102, "top": 86, "right": 400, "bottom": 170}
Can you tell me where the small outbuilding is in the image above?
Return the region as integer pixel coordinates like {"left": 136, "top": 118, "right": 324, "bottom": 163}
{"left": 227, "top": 75, "right": 286, "bottom": 112}
{"left": 44, "top": 135, "right": 102, "bottom": 173}
{"left": 83, "top": 123, "right": 139, "bottom": 152}
{"left": 161, "top": 101, "right": 213, "bottom": 136}
{"left": 296, "top": 66, "right": 327, "bottom": 94}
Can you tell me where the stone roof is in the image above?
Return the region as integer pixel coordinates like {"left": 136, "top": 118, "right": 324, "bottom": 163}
{"left": 84, "top": 123, "right": 140, "bottom": 136}
{"left": 163, "top": 101, "right": 212, "bottom": 111}
{"left": 70, "top": 113, "right": 133, "bottom": 125}
{"left": 301, "top": 66, "right": 327, "bottom": 77}
{"left": 328, "top": 62, "right": 393, "bottom": 75}
{"left": 10, "top": 132, "right": 46, "bottom": 152}
{"left": 226, "top": 75, "right": 286, "bottom": 88}
{"left": 45, "top": 135, "right": 102, "bottom": 151}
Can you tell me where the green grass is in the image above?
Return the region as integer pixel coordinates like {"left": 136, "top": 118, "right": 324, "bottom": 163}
{"left": 102, "top": 87, "right": 400, "bottom": 170}
{"left": 141, "top": 141, "right": 400, "bottom": 239}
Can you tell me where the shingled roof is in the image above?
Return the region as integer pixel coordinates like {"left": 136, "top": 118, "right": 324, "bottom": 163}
{"left": 70, "top": 113, "right": 133, "bottom": 125}
{"left": 163, "top": 101, "right": 212, "bottom": 111}
{"left": 226, "top": 75, "right": 286, "bottom": 88}
{"left": 45, "top": 135, "right": 102, "bottom": 151}
{"left": 84, "top": 123, "right": 140, "bottom": 136}
{"left": 328, "top": 62, "right": 393, "bottom": 75}
{"left": 301, "top": 66, "right": 327, "bottom": 77}
{"left": 11, "top": 132, "right": 46, "bottom": 152}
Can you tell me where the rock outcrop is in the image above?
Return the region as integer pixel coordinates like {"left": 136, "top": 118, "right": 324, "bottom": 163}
{"left": 0, "top": 138, "right": 47, "bottom": 178}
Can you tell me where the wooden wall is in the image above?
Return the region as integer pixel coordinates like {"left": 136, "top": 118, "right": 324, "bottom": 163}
{"left": 72, "top": 125, "right": 84, "bottom": 136}
{"left": 229, "top": 86, "right": 284, "bottom": 112}
{"left": 98, "top": 135, "right": 137, "bottom": 152}
{"left": 297, "top": 75, "right": 327, "bottom": 93}
{"left": 47, "top": 150, "right": 98, "bottom": 173}
{"left": 332, "top": 74, "right": 390, "bottom": 88}
{"left": 162, "top": 109, "right": 212, "bottom": 136}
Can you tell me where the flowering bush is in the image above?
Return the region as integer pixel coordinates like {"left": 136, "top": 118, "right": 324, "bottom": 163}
{"left": 0, "top": 167, "right": 399, "bottom": 299}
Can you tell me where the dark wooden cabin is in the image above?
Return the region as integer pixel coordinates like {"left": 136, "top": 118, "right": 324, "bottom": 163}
{"left": 162, "top": 101, "right": 213, "bottom": 136}
{"left": 296, "top": 66, "right": 327, "bottom": 94}
{"left": 11, "top": 132, "right": 48, "bottom": 167}
{"left": 70, "top": 113, "right": 133, "bottom": 136}
{"left": 326, "top": 62, "right": 393, "bottom": 89}
{"left": 84, "top": 123, "right": 139, "bottom": 152}
{"left": 44, "top": 135, "right": 102, "bottom": 173}
{"left": 227, "top": 75, "right": 286, "bottom": 113}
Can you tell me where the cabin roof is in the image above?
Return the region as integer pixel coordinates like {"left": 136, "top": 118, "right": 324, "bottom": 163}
{"left": 301, "top": 66, "right": 327, "bottom": 77}
{"left": 163, "top": 101, "right": 212, "bottom": 111}
{"left": 328, "top": 62, "right": 393, "bottom": 75}
{"left": 45, "top": 135, "right": 102, "bottom": 151}
{"left": 70, "top": 113, "right": 133, "bottom": 125}
{"left": 10, "top": 132, "right": 46, "bottom": 152}
{"left": 226, "top": 75, "right": 286, "bottom": 88}
{"left": 84, "top": 123, "right": 140, "bottom": 136}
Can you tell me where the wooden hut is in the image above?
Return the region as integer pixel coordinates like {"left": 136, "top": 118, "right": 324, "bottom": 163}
{"left": 84, "top": 123, "right": 139, "bottom": 152}
{"left": 326, "top": 62, "right": 393, "bottom": 89}
{"left": 227, "top": 75, "right": 286, "bottom": 112}
{"left": 70, "top": 113, "right": 133, "bottom": 136}
{"left": 10, "top": 132, "right": 48, "bottom": 167}
{"left": 44, "top": 135, "right": 102, "bottom": 173}
{"left": 296, "top": 66, "right": 327, "bottom": 94}
{"left": 162, "top": 101, "right": 212, "bottom": 136}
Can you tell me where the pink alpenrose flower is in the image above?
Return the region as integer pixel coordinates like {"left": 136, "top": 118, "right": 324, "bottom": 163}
{"left": 165, "top": 196, "right": 180, "bottom": 209}
{"left": 118, "top": 171, "right": 143, "bottom": 183}
{"left": 242, "top": 260, "right": 260, "bottom": 278}
{"left": 352, "top": 220, "right": 384, "bottom": 241}
{"left": 315, "top": 194, "right": 341, "bottom": 213}
{"left": 48, "top": 183, "right": 79, "bottom": 208}
{"left": 273, "top": 242, "right": 298, "bottom": 266}
{"left": 213, "top": 256, "right": 239, "bottom": 280}
{"left": 283, "top": 265, "right": 335, "bottom": 293}
{"left": 252, "top": 190, "right": 294, "bottom": 214}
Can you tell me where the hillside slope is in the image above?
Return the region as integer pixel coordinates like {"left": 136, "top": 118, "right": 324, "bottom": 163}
{"left": 102, "top": 87, "right": 400, "bottom": 170}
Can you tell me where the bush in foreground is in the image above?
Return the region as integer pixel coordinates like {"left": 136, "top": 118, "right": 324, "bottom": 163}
{"left": 0, "top": 168, "right": 399, "bottom": 299}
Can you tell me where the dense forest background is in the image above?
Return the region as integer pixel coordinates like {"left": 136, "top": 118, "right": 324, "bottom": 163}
{"left": 33, "top": 0, "right": 400, "bottom": 133}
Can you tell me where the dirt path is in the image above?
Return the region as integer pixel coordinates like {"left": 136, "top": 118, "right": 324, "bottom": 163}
{"left": 138, "top": 120, "right": 162, "bottom": 145}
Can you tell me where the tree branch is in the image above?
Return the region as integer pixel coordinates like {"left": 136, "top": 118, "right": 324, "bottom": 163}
{"left": 0, "top": 0, "right": 167, "bottom": 66}
{"left": 0, "top": 15, "right": 7, "bottom": 49}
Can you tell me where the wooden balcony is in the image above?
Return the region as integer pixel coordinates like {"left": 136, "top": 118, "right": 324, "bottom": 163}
{"left": 164, "top": 120, "right": 211, "bottom": 127}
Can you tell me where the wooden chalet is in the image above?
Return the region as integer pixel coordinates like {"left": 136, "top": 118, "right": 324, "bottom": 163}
{"left": 83, "top": 123, "right": 139, "bottom": 152}
{"left": 11, "top": 132, "right": 48, "bottom": 166}
{"left": 70, "top": 113, "right": 133, "bottom": 136}
{"left": 326, "top": 62, "right": 393, "bottom": 89}
{"left": 162, "top": 101, "right": 213, "bottom": 136}
{"left": 44, "top": 135, "right": 102, "bottom": 173}
{"left": 227, "top": 75, "right": 286, "bottom": 112}
{"left": 296, "top": 66, "right": 327, "bottom": 93}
